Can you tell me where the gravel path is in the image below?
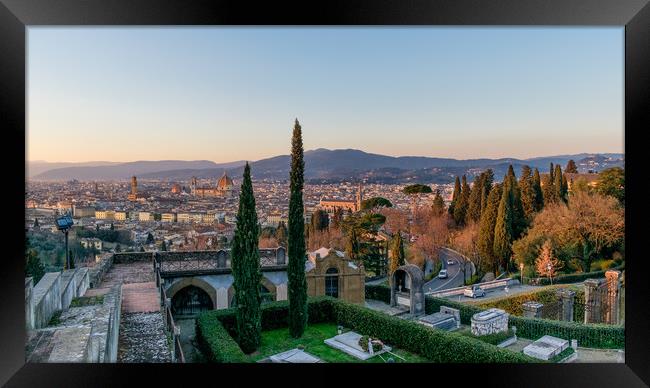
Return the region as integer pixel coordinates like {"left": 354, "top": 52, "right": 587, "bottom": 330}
{"left": 118, "top": 312, "right": 172, "bottom": 363}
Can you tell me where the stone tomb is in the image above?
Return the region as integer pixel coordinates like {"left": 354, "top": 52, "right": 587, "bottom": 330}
{"left": 471, "top": 308, "right": 509, "bottom": 336}
{"left": 324, "top": 331, "right": 391, "bottom": 360}
{"left": 268, "top": 348, "right": 324, "bottom": 363}
{"left": 418, "top": 306, "right": 461, "bottom": 331}
{"left": 523, "top": 335, "right": 569, "bottom": 361}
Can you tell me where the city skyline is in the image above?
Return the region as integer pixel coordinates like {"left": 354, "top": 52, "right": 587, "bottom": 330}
{"left": 28, "top": 27, "right": 624, "bottom": 163}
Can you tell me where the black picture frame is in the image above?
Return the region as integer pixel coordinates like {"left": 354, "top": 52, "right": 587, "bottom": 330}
{"left": 1, "top": 0, "right": 648, "bottom": 386}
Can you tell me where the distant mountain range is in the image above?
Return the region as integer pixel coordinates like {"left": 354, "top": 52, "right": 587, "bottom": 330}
{"left": 30, "top": 150, "right": 623, "bottom": 184}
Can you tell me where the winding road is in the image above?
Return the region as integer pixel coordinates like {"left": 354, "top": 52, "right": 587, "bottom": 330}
{"left": 423, "top": 248, "right": 473, "bottom": 293}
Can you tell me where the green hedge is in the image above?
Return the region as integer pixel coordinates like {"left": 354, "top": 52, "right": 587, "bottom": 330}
{"left": 195, "top": 309, "right": 247, "bottom": 362}
{"left": 527, "top": 264, "right": 625, "bottom": 286}
{"left": 196, "top": 297, "right": 336, "bottom": 362}
{"left": 331, "top": 299, "right": 533, "bottom": 363}
{"left": 365, "top": 283, "right": 392, "bottom": 303}
{"left": 366, "top": 283, "right": 624, "bottom": 349}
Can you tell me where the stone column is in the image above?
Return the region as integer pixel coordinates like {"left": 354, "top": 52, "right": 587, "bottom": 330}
{"left": 556, "top": 288, "right": 576, "bottom": 322}
{"left": 522, "top": 301, "right": 543, "bottom": 319}
{"left": 583, "top": 279, "right": 603, "bottom": 324}
{"left": 605, "top": 270, "right": 621, "bottom": 325}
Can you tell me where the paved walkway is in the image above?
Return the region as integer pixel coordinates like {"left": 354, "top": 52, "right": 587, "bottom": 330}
{"left": 97, "top": 260, "right": 172, "bottom": 362}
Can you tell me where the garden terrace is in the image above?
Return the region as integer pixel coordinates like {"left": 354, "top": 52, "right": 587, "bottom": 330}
{"left": 196, "top": 296, "right": 534, "bottom": 363}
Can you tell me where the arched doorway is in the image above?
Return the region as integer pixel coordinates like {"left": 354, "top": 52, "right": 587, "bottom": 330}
{"left": 172, "top": 285, "right": 214, "bottom": 316}
{"left": 325, "top": 267, "right": 339, "bottom": 298}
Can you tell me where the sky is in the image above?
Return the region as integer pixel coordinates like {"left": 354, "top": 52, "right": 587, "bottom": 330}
{"left": 27, "top": 27, "right": 624, "bottom": 163}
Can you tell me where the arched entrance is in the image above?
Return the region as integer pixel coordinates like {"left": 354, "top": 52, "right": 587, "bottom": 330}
{"left": 171, "top": 285, "right": 214, "bottom": 316}
{"left": 325, "top": 267, "right": 339, "bottom": 298}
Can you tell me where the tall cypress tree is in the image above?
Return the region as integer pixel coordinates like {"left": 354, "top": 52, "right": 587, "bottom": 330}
{"left": 542, "top": 163, "right": 557, "bottom": 205}
{"left": 478, "top": 184, "right": 502, "bottom": 275}
{"left": 532, "top": 168, "right": 544, "bottom": 211}
{"left": 565, "top": 159, "right": 578, "bottom": 174}
{"left": 553, "top": 164, "right": 566, "bottom": 202}
{"left": 506, "top": 165, "right": 526, "bottom": 239}
{"left": 493, "top": 173, "right": 514, "bottom": 273}
{"left": 231, "top": 162, "right": 262, "bottom": 353}
{"left": 467, "top": 174, "right": 484, "bottom": 223}
{"left": 388, "top": 230, "right": 405, "bottom": 275}
{"left": 288, "top": 119, "right": 308, "bottom": 338}
{"left": 431, "top": 189, "right": 446, "bottom": 216}
{"left": 453, "top": 175, "right": 470, "bottom": 226}
{"left": 519, "top": 165, "right": 536, "bottom": 220}
{"left": 448, "top": 176, "right": 461, "bottom": 216}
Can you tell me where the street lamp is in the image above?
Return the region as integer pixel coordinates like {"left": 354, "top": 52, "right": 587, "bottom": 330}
{"left": 520, "top": 263, "right": 524, "bottom": 285}
{"left": 547, "top": 263, "right": 552, "bottom": 285}
{"left": 56, "top": 213, "right": 74, "bottom": 270}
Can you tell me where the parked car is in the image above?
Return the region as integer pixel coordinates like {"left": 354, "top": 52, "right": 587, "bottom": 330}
{"left": 447, "top": 259, "right": 455, "bottom": 265}
{"left": 438, "top": 269, "right": 448, "bottom": 279}
{"left": 464, "top": 285, "right": 486, "bottom": 298}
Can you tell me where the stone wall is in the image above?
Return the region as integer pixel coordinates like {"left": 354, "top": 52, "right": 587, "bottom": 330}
{"left": 113, "top": 252, "right": 154, "bottom": 264}
{"left": 89, "top": 254, "right": 114, "bottom": 288}
{"left": 32, "top": 272, "right": 62, "bottom": 329}
{"left": 60, "top": 270, "right": 78, "bottom": 311}
{"left": 25, "top": 278, "right": 34, "bottom": 331}
{"left": 87, "top": 285, "right": 122, "bottom": 362}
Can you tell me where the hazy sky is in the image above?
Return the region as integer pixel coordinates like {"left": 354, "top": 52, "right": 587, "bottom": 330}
{"left": 27, "top": 27, "right": 624, "bottom": 163}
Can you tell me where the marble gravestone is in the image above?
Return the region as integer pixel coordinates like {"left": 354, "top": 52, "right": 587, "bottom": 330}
{"left": 523, "top": 335, "right": 569, "bottom": 361}
{"left": 471, "top": 308, "right": 509, "bottom": 336}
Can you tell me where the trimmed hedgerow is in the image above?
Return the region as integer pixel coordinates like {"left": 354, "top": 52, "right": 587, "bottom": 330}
{"left": 474, "top": 286, "right": 585, "bottom": 317}
{"left": 330, "top": 299, "right": 534, "bottom": 363}
{"left": 365, "top": 284, "right": 392, "bottom": 303}
{"left": 458, "top": 328, "right": 516, "bottom": 346}
{"left": 508, "top": 316, "right": 624, "bottom": 349}
{"left": 528, "top": 264, "right": 624, "bottom": 286}
{"left": 196, "top": 296, "right": 335, "bottom": 362}
{"left": 366, "top": 283, "right": 624, "bottom": 349}
{"left": 195, "top": 309, "right": 247, "bottom": 363}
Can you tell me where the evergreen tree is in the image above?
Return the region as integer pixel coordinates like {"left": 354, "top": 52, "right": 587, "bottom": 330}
{"left": 310, "top": 209, "right": 329, "bottom": 232}
{"left": 33, "top": 218, "right": 39, "bottom": 228}
{"left": 493, "top": 175, "right": 514, "bottom": 273}
{"left": 388, "top": 230, "right": 405, "bottom": 275}
{"left": 161, "top": 240, "right": 167, "bottom": 251}
{"left": 287, "top": 119, "right": 308, "bottom": 338}
{"left": 519, "top": 165, "right": 536, "bottom": 220}
{"left": 480, "top": 169, "right": 494, "bottom": 214}
{"left": 110, "top": 222, "right": 114, "bottom": 231}
{"left": 448, "top": 176, "right": 461, "bottom": 216}
{"left": 532, "top": 168, "right": 544, "bottom": 211}
{"left": 231, "top": 162, "right": 262, "bottom": 353}
{"left": 553, "top": 164, "right": 567, "bottom": 203}
{"left": 565, "top": 159, "right": 578, "bottom": 174}
{"left": 506, "top": 165, "right": 526, "bottom": 239}
{"left": 431, "top": 189, "right": 446, "bottom": 216}
{"left": 478, "top": 184, "right": 502, "bottom": 275}
{"left": 276, "top": 221, "right": 288, "bottom": 246}
{"left": 467, "top": 174, "right": 484, "bottom": 223}
{"left": 345, "top": 226, "right": 361, "bottom": 262}
{"left": 331, "top": 208, "right": 344, "bottom": 230}
{"left": 96, "top": 224, "right": 100, "bottom": 232}
{"left": 146, "top": 232, "right": 154, "bottom": 244}
{"left": 453, "top": 175, "right": 470, "bottom": 226}
{"left": 140, "top": 246, "right": 145, "bottom": 252}
{"left": 25, "top": 236, "right": 45, "bottom": 284}
{"left": 542, "top": 163, "right": 558, "bottom": 205}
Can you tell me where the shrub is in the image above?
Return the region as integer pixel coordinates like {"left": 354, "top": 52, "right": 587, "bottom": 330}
{"left": 458, "top": 328, "right": 515, "bottom": 346}
{"left": 365, "top": 284, "right": 392, "bottom": 303}
{"left": 358, "top": 335, "right": 383, "bottom": 352}
{"left": 474, "top": 286, "right": 580, "bottom": 316}
{"left": 549, "top": 346, "right": 575, "bottom": 363}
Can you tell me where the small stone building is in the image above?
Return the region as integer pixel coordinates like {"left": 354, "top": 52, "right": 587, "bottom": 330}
{"left": 306, "top": 247, "right": 365, "bottom": 304}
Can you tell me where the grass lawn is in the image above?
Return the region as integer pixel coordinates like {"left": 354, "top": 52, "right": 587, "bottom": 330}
{"left": 244, "top": 322, "right": 430, "bottom": 363}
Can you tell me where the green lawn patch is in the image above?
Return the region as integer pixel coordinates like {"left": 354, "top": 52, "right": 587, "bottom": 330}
{"left": 248, "top": 323, "right": 427, "bottom": 363}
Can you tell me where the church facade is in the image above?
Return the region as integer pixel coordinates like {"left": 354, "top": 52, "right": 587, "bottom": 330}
{"left": 190, "top": 172, "right": 235, "bottom": 198}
